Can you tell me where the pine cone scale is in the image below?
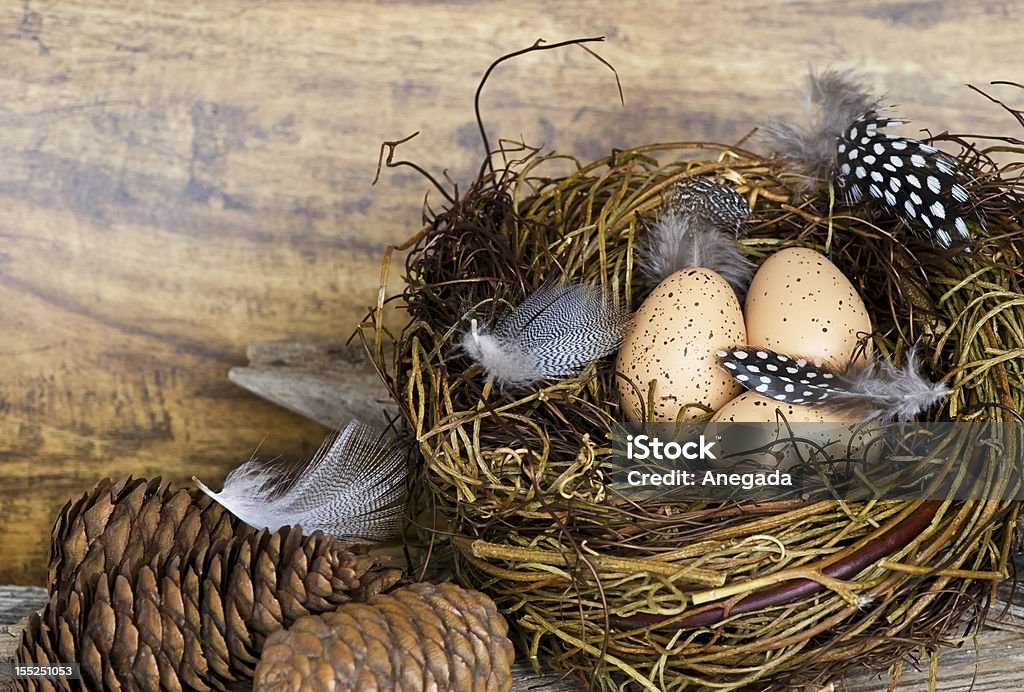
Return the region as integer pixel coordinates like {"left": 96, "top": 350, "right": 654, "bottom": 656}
{"left": 224, "top": 595, "right": 259, "bottom": 668}
{"left": 78, "top": 481, "right": 116, "bottom": 534}
{"left": 131, "top": 646, "right": 160, "bottom": 689}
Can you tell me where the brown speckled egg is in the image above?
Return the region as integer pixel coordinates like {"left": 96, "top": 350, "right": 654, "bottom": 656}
{"left": 745, "top": 247, "right": 872, "bottom": 369}
{"left": 707, "top": 391, "right": 874, "bottom": 468}
{"left": 616, "top": 268, "right": 745, "bottom": 422}
{"left": 709, "top": 391, "right": 856, "bottom": 423}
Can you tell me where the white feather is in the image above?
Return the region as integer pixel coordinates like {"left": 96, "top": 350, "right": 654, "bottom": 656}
{"left": 638, "top": 210, "right": 754, "bottom": 296}
{"left": 460, "top": 283, "right": 631, "bottom": 388}
{"left": 194, "top": 420, "right": 405, "bottom": 542}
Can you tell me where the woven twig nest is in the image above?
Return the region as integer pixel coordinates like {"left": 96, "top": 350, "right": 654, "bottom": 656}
{"left": 367, "top": 125, "right": 1024, "bottom": 689}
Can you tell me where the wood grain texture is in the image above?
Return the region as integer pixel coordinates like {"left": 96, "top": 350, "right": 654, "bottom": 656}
{"left": 228, "top": 336, "right": 396, "bottom": 429}
{"left": 7, "top": 583, "right": 1024, "bottom": 690}
{"left": 0, "top": 0, "right": 1020, "bottom": 586}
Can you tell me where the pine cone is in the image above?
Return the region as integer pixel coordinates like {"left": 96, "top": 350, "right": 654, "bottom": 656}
{"left": 48, "top": 477, "right": 245, "bottom": 603}
{"left": 254, "top": 582, "right": 515, "bottom": 692}
{"left": 19, "top": 477, "right": 401, "bottom": 691}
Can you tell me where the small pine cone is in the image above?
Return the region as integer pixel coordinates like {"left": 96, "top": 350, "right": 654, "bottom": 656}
{"left": 48, "top": 476, "right": 245, "bottom": 603}
{"left": 253, "top": 582, "right": 515, "bottom": 692}
{"left": 21, "top": 475, "right": 396, "bottom": 691}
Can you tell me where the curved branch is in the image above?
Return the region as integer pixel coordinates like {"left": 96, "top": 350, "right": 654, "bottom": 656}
{"left": 474, "top": 36, "right": 619, "bottom": 182}
{"left": 612, "top": 500, "right": 941, "bottom": 631}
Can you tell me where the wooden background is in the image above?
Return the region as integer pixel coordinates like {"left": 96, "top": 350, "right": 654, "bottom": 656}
{"left": 0, "top": 0, "right": 1020, "bottom": 587}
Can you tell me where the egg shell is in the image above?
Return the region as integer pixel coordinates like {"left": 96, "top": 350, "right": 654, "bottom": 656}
{"left": 709, "top": 390, "right": 856, "bottom": 423}
{"left": 707, "top": 391, "right": 876, "bottom": 470}
{"left": 616, "top": 268, "right": 745, "bottom": 422}
{"left": 744, "top": 247, "right": 872, "bottom": 369}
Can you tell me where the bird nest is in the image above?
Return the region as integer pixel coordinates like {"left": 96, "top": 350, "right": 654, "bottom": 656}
{"left": 365, "top": 117, "right": 1024, "bottom": 688}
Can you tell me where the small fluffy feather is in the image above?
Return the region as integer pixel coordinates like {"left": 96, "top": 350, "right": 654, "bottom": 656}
{"left": 460, "top": 283, "right": 631, "bottom": 388}
{"left": 763, "top": 69, "right": 880, "bottom": 190}
{"left": 638, "top": 211, "right": 754, "bottom": 296}
{"left": 195, "top": 420, "right": 405, "bottom": 542}
{"left": 717, "top": 346, "right": 948, "bottom": 421}
{"left": 830, "top": 348, "right": 950, "bottom": 421}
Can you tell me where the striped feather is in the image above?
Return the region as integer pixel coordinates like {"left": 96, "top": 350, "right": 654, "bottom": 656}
{"left": 460, "top": 283, "right": 631, "bottom": 388}
{"left": 195, "top": 420, "right": 406, "bottom": 542}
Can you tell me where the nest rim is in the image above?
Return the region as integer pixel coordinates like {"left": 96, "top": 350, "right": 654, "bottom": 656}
{"left": 365, "top": 133, "right": 1024, "bottom": 690}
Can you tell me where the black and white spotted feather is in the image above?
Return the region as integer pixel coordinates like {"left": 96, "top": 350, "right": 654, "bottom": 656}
{"left": 637, "top": 177, "right": 755, "bottom": 295}
{"left": 765, "top": 68, "right": 974, "bottom": 248}
{"left": 460, "top": 283, "right": 631, "bottom": 388}
{"left": 716, "top": 346, "right": 948, "bottom": 421}
{"left": 668, "top": 176, "right": 755, "bottom": 233}
{"left": 195, "top": 420, "right": 405, "bottom": 542}
{"left": 835, "top": 112, "right": 972, "bottom": 248}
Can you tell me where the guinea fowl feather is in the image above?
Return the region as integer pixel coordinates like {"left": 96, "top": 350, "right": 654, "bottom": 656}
{"left": 195, "top": 420, "right": 405, "bottom": 542}
{"left": 637, "top": 177, "right": 755, "bottom": 296}
{"left": 460, "top": 283, "right": 631, "bottom": 388}
{"left": 717, "top": 346, "right": 948, "bottom": 421}
{"left": 763, "top": 68, "right": 880, "bottom": 190}
{"left": 764, "top": 68, "right": 974, "bottom": 247}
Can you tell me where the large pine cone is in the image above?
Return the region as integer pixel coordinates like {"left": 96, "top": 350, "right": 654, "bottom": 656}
{"left": 18, "top": 477, "right": 402, "bottom": 691}
{"left": 47, "top": 477, "right": 244, "bottom": 602}
{"left": 254, "top": 582, "right": 515, "bottom": 692}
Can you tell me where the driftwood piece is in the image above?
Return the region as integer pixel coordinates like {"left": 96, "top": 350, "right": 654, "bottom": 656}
{"left": 229, "top": 336, "right": 397, "bottom": 430}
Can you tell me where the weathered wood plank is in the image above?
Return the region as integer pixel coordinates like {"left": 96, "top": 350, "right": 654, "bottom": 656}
{"left": 6, "top": 583, "right": 1024, "bottom": 690}
{"left": 1, "top": 0, "right": 1020, "bottom": 588}
{"left": 842, "top": 629, "right": 1024, "bottom": 691}
{"left": 0, "top": 587, "right": 47, "bottom": 629}
{"left": 0, "top": 587, "right": 47, "bottom": 690}
{"left": 228, "top": 336, "right": 396, "bottom": 430}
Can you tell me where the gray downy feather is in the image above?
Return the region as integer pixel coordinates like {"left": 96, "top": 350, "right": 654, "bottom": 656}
{"left": 762, "top": 68, "right": 881, "bottom": 191}
{"left": 638, "top": 212, "right": 754, "bottom": 297}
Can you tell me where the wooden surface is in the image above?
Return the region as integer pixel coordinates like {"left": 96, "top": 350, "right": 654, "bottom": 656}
{"left": 0, "top": 0, "right": 1021, "bottom": 586}
{"left": 6, "top": 582, "right": 1024, "bottom": 690}
{"left": 228, "top": 336, "right": 396, "bottom": 430}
